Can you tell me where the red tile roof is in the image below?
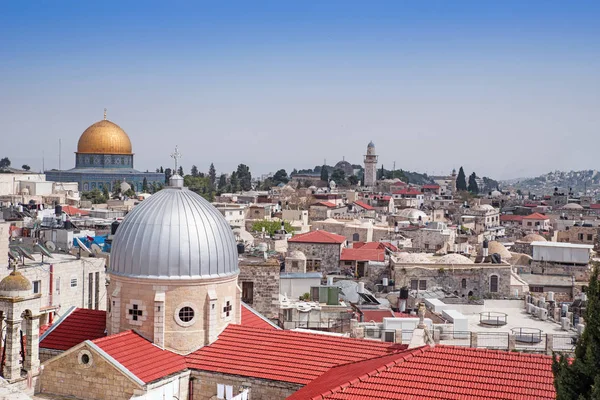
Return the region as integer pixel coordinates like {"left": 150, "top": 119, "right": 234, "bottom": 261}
{"left": 340, "top": 248, "right": 385, "bottom": 262}
{"left": 524, "top": 212, "right": 549, "bottom": 220}
{"left": 591, "top": 204, "right": 600, "bottom": 209}
{"left": 393, "top": 189, "right": 422, "bottom": 196}
{"left": 185, "top": 324, "right": 405, "bottom": 385}
{"left": 313, "top": 201, "right": 338, "bottom": 208}
{"left": 500, "top": 215, "right": 524, "bottom": 222}
{"left": 288, "top": 345, "right": 555, "bottom": 400}
{"left": 354, "top": 242, "right": 398, "bottom": 252}
{"left": 289, "top": 230, "right": 346, "bottom": 244}
{"left": 353, "top": 201, "right": 374, "bottom": 210}
{"left": 241, "top": 302, "right": 280, "bottom": 330}
{"left": 40, "top": 308, "right": 107, "bottom": 351}
{"left": 62, "top": 205, "right": 90, "bottom": 216}
{"left": 422, "top": 184, "right": 440, "bottom": 189}
{"left": 93, "top": 330, "right": 187, "bottom": 384}
{"left": 361, "top": 309, "right": 395, "bottom": 323}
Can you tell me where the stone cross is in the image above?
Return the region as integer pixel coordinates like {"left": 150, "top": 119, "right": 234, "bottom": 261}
{"left": 170, "top": 145, "right": 182, "bottom": 173}
{"left": 104, "top": 108, "right": 107, "bottom": 120}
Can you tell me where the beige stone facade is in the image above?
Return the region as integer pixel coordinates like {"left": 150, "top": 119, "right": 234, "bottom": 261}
{"left": 107, "top": 273, "right": 241, "bottom": 354}
{"left": 238, "top": 259, "right": 280, "bottom": 319}
{"left": 287, "top": 242, "right": 342, "bottom": 274}
{"left": 192, "top": 370, "right": 301, "bottom": 400}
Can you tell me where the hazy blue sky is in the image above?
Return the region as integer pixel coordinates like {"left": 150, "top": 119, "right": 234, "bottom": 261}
{"left": 1, "top": 1, "right": 599, "bottom": 180}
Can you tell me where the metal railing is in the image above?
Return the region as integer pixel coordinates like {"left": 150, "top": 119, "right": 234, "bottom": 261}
{"left": 281, "top": 318, "right": 352, "bottom": 333}
{"left": 476, "top": 332, "right": 509, "bottom": 350}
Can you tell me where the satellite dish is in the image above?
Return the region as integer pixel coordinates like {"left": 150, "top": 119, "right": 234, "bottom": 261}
{"left": 45, "top": 241, "right": 56, "bottom": 252}
{"left": 75, "top": 237, "right": 91, "bottom": 254}
{"left": 35, "top": 243, "right": 54, "bottom": 259}
{"left": 91, "top": 244, "right": 102, "bottom": 255}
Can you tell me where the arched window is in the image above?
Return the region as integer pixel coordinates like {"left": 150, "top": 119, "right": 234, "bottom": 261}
{"left": 490, "top": 275, "right": 499, "bottom": 293}
{"left": 352, "top": 233, "right": 360, "bottom": 241}
{"left": 461, "top": 278, "right": 467, "bottom": 289}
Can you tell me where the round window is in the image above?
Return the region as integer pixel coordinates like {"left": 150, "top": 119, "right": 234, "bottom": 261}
{"left": 81, "top": 354, "right": 90, "bottom": 364}
{"left": 178, "top": 306, "right": 195, "bottom": 322}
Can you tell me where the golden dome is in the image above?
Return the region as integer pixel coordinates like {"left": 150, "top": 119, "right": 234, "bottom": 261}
{"left": 0, "top": 270, "right": 32, "bottom": 293}
{"left": 77, "top": 119, "right": 133, "bottom": 155}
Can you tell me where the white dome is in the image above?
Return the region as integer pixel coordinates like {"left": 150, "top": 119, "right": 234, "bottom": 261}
{"left": 491, "top": 190, "right": 502, "bottom": 198}
{"left": 562, "top": 203, "right": 583, "bottom": 210}
{"left": 287, "top": 250, "right": 307, "bottom": 261}
{"left": 474, "top": 204, "right": 495, "bottom": 211}
{"left": 110, "top": 186, "right": 239, "bottom": 279}
{"left": 436, "top": 254, "right": 473, "bottom": 264}
{"left": 397, "top": 208, "right": 427, "bottom": 221}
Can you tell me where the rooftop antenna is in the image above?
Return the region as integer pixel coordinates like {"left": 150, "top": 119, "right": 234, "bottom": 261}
{"left": 170, "top": 145, "right": 182, "bottom": 173}
{"left": 42, "top": 150, "right": 45, "bottom": 172}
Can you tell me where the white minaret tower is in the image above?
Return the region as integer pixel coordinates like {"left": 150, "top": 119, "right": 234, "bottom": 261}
{"left": 364, "top": 141, "right": 378, "bottom": 187}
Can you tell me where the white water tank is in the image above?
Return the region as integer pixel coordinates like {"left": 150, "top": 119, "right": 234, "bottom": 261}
{"left": 581, "top": 293, "right": 587, "bottom": 301}
{"left": 539, "top": 308, "right": 548, "bottom": 321}
{"left": 258, "top": 243, "right": 268, "bottom": 252}
{"left": 547, "top": 292, "right": 555, "bottom": 302}
{"left": 382, "top": 278, "right": 389, "bottom": 286}
{"left": 561, "top": 317, "right": 571, "bottom": 331}
{"left": 327, "top": 276, "right": 334, "bottom": 286}
{"left": 577, "top": 324, "right": 585, "bottom": 335}
{"left": 358, "top": 282, "right": 365, "bottom": 294}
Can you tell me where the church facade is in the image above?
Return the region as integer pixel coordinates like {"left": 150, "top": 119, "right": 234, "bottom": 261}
{"left": 45, "top": 112, "right": 164, "bottom": 193}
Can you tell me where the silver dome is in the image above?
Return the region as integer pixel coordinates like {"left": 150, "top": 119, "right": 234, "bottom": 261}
{"left": 110, "top": 187, "right": 239, "bottom": 279}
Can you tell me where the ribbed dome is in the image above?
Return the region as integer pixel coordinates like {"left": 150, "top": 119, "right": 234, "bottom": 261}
{"left": 77, "top": 120, "right": 133, "bottom": 155}
{"left": 0, "top": 270, "right": 32, "bottom": 296}
{"left": 110, "top": 187, "right": 239, "bottom": 279}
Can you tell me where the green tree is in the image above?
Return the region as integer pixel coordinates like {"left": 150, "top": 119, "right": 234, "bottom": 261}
{"left": 177, "top": 166, "right": 184, "bottom": 176}
{"left": 251, "top": 220, "right": 294, "bottom": 236}
{"left": 21, "top": 164, "right": 31, "bottom": 171}
{"left": 330, "top": 169, "right": 346, "bottom": 185}
{"left": 102, "top": 186, "right": 110, "bottom": 201}
{"left": 230, "top": 171, "right": 240, "bottom": 192}
{"left": 0, "top": 157, "right": 10, "bottom": 169}
{"left": 159, "top": 166, "right": 164, "bottom": 173}
{"left": 191, "top": 165, "right": 199, "bottom": 177}
{"left": 209, "top": 163, "right": 217, "bottom": 189}
{"left": 348, "top": 175, "right": 359, "bottom": 185}
{"left": 236, "top": 164, "right": 252, "bottom": 191}
{"left": 553, "top": 264, "right": 600, "bottom": 399}
{"left": 273, "top": 169, "right": 289, "bottom": 184}
{"left": 320, "top": 166, "right": 329, "bottom": 182}
{"left": 142, "top": 177, "right": 148, "bottom": 192}
{"left": 184, "top": 175, "right": 213, "bottom": 201}
{"left": 164, "top": 168, "right": 172, "bottom": 184}
{"left": 124, "top": 188, "right": 136, "bottom": 198}
{"left": 456, "top": 167, "right": 467, "bottom": 191}
{"left": 261, "top": 177, "right": 274, "bottom": 190}
{"left": 81, "top": 189, "right": 106, "bottom": 204}
{"left": 468, "top": 172, "right": 479, "bottom": 194}
{"left": 218, "top": 173, "right": 227, "bottom": 190}
{"left": 111, "top": 181, "right": 122, "bottom": 199}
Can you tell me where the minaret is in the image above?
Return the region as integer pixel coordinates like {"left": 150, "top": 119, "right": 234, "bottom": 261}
{"left": 364, "top": 141, "right": 378, "bottom": 187}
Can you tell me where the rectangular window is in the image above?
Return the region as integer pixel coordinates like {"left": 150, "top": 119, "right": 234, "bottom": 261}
{"left": 419, "top": 280, "right": 427, "bottom": 290}
{"left": 33, "top": 280, "right": 41, "bottom": 294}
{"left": 579, "top": 233, "right": 584, "bottom": 240}
{"left": 70, "top": 278, "right": 78, "bottom": 288}
{"left": 241, "top": 282, "right": 254, "bottom": 304}
{"left": 490, "top": 275, "right": 499, "bottom": 293}
{"left": 410, "top": 280, "right": 418, "bottom": 290}
{"left": 88, "top": 272, "right": 93, "bottom": 309}
{"left": 528, "top": 222, "right": 532, "bottom": 226}
{"left": 283, "top": 308, "right": 293, "bottom": 321}
{"left": 587, "top": 234, "right": 593, "bottom": 241}
{"left": 530, "top": 286, "right": 544, "bottom": 293}
{"left": 307, "top": 259, "right": 322, "bottom": 272}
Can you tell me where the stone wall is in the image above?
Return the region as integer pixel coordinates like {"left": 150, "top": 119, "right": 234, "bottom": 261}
{"left": 192, "top": 370, "right": 302, "bottom": 400}
{"left": 39, "top": 348, "right": 62, "bottom": 363}
{"left": 38, "top": 344, "right": 140, "bottom": 400}
{"left": 287, "top": 242, "right": 341, "bottom": 274}
{"left": 238, "top": 259, "right": 280, "bottom": 319}
{"left": 393, "top": 263, "right": 513, "bottom": 298}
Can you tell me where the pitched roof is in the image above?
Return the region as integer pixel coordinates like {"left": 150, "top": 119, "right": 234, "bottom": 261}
{"left": 312, "top": 201, "right": 338, "bottom": 208}
{"left": 62, "top": 205, "right": 90, "bottom": 216}
{"left": 288, "top": 345, "right": 555, "bottom": 400}
{"left": 422, "top": 184, "right": 440, "bottom": 189}
{"left": 92, "top": 330, "right": 187, "bottom": 384}
{"left": 340, "top": 248, "right": 385, "bottom": 262}
{"left": 185, "top": 324, "right": 405, "bottom": 385}
{"left": 40, "top": 308, "right": 107, "bottom": 351}
{"left": 353, "top": 201, "right": 374, "bottom": 210}
{"left": 288, "top": 230, "right": 346, "bottom": 244}
{"left": 590, "top": 203, "right": 600, "bottom": 209}
{"left": 354, "top": 242, "right": 398, "bottom": 252}
{"left": 500, "top": 215, "right": 524, "bottom": 222}
{"left": 524, "top": 212, "right": 549, "bottom": 220}
{"left": 241, "top": 302, "right": 280, "bottom": 330}
{"left": 361, "top": 309, "right": 395, "bottom": 323}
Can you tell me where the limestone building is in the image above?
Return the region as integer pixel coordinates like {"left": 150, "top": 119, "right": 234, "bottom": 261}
{"left": 363, "top": 141, "right": 377, "bottom": 187}
{"left": 46, "top": 111, "right": 163, "bottom": 192}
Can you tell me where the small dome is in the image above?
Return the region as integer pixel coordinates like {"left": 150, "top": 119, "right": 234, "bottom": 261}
{"left": 562, "top": 203, "right": 583, "bottom": 210}
{"left": 287, "top": 250, "right": 306, "bottom": 261}
{"left": 77, "top": 119, "right": 133, "bottom": 155}
{"left": 334, "top": 161, "right": 354, "bottom": 176}
{"left": 490, "top": 190, "right": 502, "bottom": 198}
{"left": 0, "top": 270, "right": 32, "bottom": 296}
{"left": 473, "top": 204, "right": 495, "bottom": 211}
{"left": 397, "top": 208, "right": 427, "bottom": 221}
{"left": 482, "top": 241, "right": 512, "bottom": 259}
{"left": 521, "top": 234, "right": 547, "bottom": 243}
{"left": 436, "top": 254, "right": 474, "bottom": 264}
{"left": 367, "top": 141, "right": 375, "bottom": 148}
{"left": 110, "top": 186, "right": 239, "bottom": 279}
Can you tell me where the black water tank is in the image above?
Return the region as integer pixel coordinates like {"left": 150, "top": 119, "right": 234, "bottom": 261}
{"left": 55, "top": 204, "right": 62, "bottom": 216}
{"left": 237, "top": 243, "right": 245, "bottom": 254}
{"left": 64, "top": 220, "right": 73, "bottom": 230}
{"left": 400, "top": 287, "right": 409, "bottom": 299}
{"left": 111, "top": 221, "right": 120, "bottom": 235}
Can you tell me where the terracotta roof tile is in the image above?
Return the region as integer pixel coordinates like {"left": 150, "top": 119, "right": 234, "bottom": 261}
{"left": 93, "top": 330, "right": 187, "bottom": 384}
{"left": 393, "top": 189, "right": 422, "bottom": 196}
{"left": 523, "top": 212, "right": 549, "bottom": 220}
{"left": 361, "top": 309, "right": 395, "bottom": 323}
{"left": 313, "top": 201, "right": 338, "bottom": 208}
{"left": 241, "top": 302, "right": 280, "bottom": 330}
{"left": 40, "top": 308, "right": 106, "bottom": 351}
{"left": 185, "top": 324, "right": 405, "bottom": 385}
{"left": 288, "top": 345, "right": 556, "bottom": 400}
{"left": 341, "top": 248, "right": 385, "bottom": 262}
{"left": 500, "top": 215, "right": 524, "bottom": 222}
{"left": 353, "top": 201, "right": 374, "bottom": 210}
{"left": 288, "top": 230, "right": 347, "bottom": 244}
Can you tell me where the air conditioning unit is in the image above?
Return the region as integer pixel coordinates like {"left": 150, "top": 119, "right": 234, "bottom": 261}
{"left": 365, "top": 328, "right": 379, "bottom": 339}
{"left": 383, "top": 330, "right": 396, "bottom": 343}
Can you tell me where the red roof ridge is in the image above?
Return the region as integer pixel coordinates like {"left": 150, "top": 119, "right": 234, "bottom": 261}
{"left": 92, "top": 329, "right": 136, "bottom": 344}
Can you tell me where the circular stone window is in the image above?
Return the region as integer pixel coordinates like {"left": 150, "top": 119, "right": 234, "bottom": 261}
{"left": 175, "top": 303, "right": 197, "bottom": 327}
{"left": 77, "top": 350, "right": 93, "bottom": 368}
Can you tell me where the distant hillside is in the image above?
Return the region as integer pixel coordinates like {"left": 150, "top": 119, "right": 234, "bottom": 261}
{"left": 503, "top": 170, "right": 600, "bottom": 195}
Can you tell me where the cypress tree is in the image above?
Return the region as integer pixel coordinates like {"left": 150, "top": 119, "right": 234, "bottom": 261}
{"left": 456, "top": 167, "right": 467, "bottom": 191}
{"left": 320, "top": 166, "right": 329, "bottom": 182}
{"left": 468, "top": 172, "right": 479, "bottom": 194}
{"left": 553, "top": 264, "right": 600, "bottom": 399}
